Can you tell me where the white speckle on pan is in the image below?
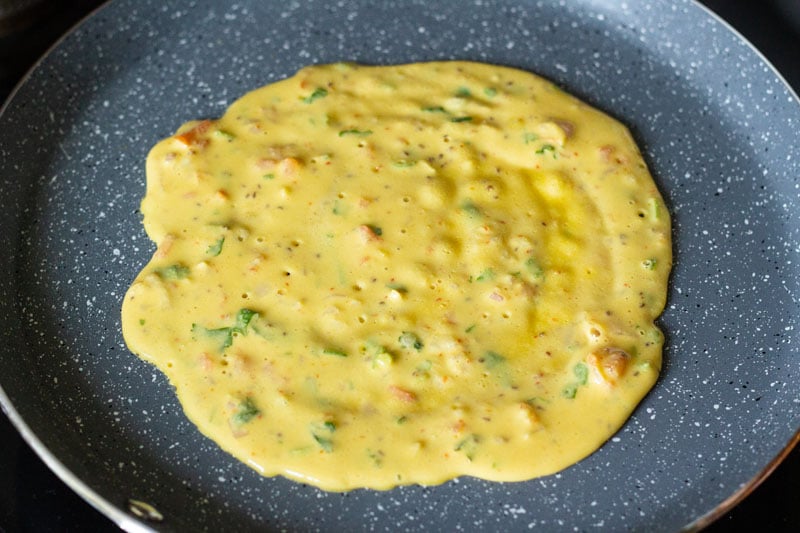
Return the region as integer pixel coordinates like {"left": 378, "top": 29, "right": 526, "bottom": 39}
{"left": 503, "top": 503, "right": 526, "bottom": 517}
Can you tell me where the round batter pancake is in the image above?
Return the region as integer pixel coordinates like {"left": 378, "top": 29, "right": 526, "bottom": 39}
{"left": 122, "top": 62, "right": 671, "bottom": 491}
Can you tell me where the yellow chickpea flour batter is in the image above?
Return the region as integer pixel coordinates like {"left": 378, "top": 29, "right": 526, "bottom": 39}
{"left": 121, "top": 62, "right": 671, "bottom": 491}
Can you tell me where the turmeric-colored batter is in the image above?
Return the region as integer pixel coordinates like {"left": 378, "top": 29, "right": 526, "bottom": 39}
{"left": 121, "top": 62, "right": 671, "bottom": 491}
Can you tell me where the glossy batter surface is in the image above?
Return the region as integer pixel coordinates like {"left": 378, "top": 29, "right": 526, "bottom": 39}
{"left": 121, "top": 62, "right": 671, "bottom": 490}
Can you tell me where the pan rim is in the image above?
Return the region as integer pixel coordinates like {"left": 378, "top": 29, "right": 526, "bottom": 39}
{"left": 0, "top": 386, "right": 154, "bottom": 532}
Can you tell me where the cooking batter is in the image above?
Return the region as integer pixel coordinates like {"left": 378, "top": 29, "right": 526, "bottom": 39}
{"left": 121, "top": 62, "right": 671, "bottom": 490}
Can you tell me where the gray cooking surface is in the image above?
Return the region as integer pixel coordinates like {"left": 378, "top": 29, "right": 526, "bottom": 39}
{"left": 0, "top": 1, "right": 798, "bottom": 531}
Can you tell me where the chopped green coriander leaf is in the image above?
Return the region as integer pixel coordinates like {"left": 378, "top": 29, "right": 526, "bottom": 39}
{"left": 396, "top": 415, "right": 408, "bottom": 425}
{"left": 234, "top": 308, "right": 258, "bottom": 331}
{"left": 302, "top": 87, "right": 328, "bottom": 104}
{"left": 366, "top": 224, "right": 383, "bottom": 236}
{"left": 386, "top": 282, "right": 407, "bottom": 292}
{"left": 475, "top": 268, "right": 494, "bottom": 282}
{"left": 207, "top": 237, "right": 225, "bottom": 257}
{"left": 214, "top": 129, "right": 236, "bottom": 141}
{"left": 523, "top": 132, "right": 538, "bottom": 144}
{"left": 138, "top": 319, "right": 146, "bottom": 326}
{"left": 192, "top": 324, "right": 234, "bottom": 350}
{"left": 311, "top": 420, "right": 336, "bottom": 434}
{"left": 311, "top": 421, "right": 335, "bottom": 452}
{"left": 483, "top": 87, "right": 497, "bottom": 97}
{"left": 536, "top": 144, "right": 557, "bottom": 157}
{"left": 323, "top": 347, "right": 348, "bottom": 357}
{"left": 460, "top": 200, "right": 481, "bottom": 218}
{"left": 562, "top": 384, "right": 578, "bottom": 399}
{"left": 483, "top": 351, "right": 506, "bottom": 369}
{"left": 455, "top": 434, "right": 480, "bottom": 461}
{"left": 393, "top": 159, "right": 416, "bottom": 168}
{"left": 367, "top": 449, "right": 384, "bottom": 467}
{"left": 398, "top": 331, "right": 423, "bottom": 351}
{"left": 191, "top": 308, "right": 259, "bottom": 351}
{"left": 156, "top": 264, "right": 190, "bottom": 280}
{"left": 525, "top": 256, "right": 544, "bottom": 279}
{"left": 312, "top": 434, "right": 333, "bottom": 452}
{"left": 642, "top": 258, "right": 658, "bottom": 270}
{"left": 524, "top": 396, "right": 550, "bottom": 407}
{"left": 362, "top": 339, "right": 384, "bottom": 354}
{"left": 647, "top": 197, "right": 661, "bottom": 220}
{"left": 648, "top": 327, "right": 663, "bottom": 343}
{"left": 450, "top": 116, "right": 473, "bottom": 123}
{"left": 339, "top": 129, "right": 373, "bottom": 137}
{"left": 262, "top": 173, "right": 275, "bottom": 180}
{"left": 455, "top": 86, "right": 471, "bottom": 97}
{"left": 465, "top": 324, "right": 477, "bottom": 333}
{"left": 574, "top": 362, "right": 589, "bottom": 385}
{"left": 233, "top": 397, "right": 260, "bottom": 424}
{"left": 421, "top": 105, "right": 447, "bottom": 113}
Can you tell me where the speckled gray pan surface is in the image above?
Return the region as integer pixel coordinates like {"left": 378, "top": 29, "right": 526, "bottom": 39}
{"left": 0, "top": 0, "right": 798, "bottom": 531}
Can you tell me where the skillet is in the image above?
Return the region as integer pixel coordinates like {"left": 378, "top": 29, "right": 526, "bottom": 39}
{"left": 0, "top": 0, "right": 798, "bottom": 531}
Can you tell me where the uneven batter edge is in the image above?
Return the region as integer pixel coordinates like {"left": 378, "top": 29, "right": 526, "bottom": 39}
{"left": 121, "top": 61, "right": 671, "bottom": 491}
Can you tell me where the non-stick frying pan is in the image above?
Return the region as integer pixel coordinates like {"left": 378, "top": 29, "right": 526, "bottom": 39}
{"left": 1, "top": 0, "right": 798, "bottom": 531}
